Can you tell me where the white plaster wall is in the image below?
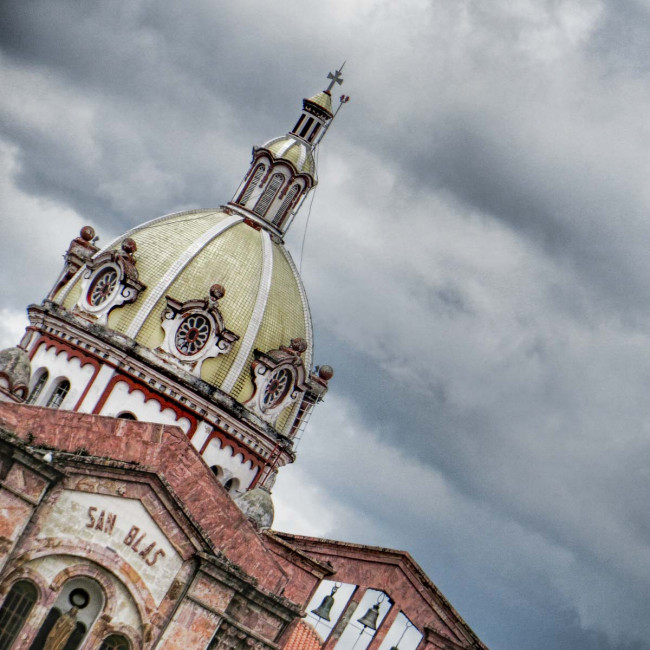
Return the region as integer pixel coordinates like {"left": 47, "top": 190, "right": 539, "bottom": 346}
{"left": 202, "top": 439, "right": 256, "bottom": 490}
{"left": 29, "top": 345, "right": 95, "bottom": 409}
{"left": 77, "top": 364, "right": 115, "bottom": 414}
{"left": 99, "top": 381, "right": 192, "bottom": 433}
{"left": 190, "top": 421, "right": 212, "bottom": 453}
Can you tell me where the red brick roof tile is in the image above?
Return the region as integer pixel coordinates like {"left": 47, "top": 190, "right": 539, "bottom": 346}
{"left": 284, "top": 620, "right": 323, "bottom": 650}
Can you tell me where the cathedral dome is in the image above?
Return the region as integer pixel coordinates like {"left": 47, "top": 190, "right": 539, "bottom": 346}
{"left": 54, "top": 208, "right": 312, "bottom": 419}
{"left": 262, "top": 135, "right": 316, "bottom": 175}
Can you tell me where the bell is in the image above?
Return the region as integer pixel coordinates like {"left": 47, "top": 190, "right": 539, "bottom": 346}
{"left": 311, "top": 594, "right": 335, "bottom": 621}
{"left": 357, "top": 603, "right": 380, "bottom": 630}
{"left": 311, "top": 586, "right": 338, "bottom": 621}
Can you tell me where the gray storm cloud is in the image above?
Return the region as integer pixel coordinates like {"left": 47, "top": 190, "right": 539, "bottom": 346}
{"left": 3, "top": 1, "right": 650, "bottom": 648}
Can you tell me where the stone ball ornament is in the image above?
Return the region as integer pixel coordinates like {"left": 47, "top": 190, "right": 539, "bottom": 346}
{"left": 80, "top": 225, "right": 96, "bottom": 241}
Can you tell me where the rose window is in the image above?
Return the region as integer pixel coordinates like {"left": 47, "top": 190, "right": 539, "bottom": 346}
{"left": 262, "top": 368, "right": 292, "bottom": 409}
{"left": 174, "top": 313, "right": 211, "bottom": 356}
{"left": 87, "top": 267, "right": 119, "bottom": 306}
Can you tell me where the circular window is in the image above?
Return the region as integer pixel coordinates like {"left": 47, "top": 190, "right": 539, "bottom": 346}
{"left": 69, "top": 588, "right": 90, "bottom": 609}
{"left": 174, "top": 313, "right": 211, "bottom": 356}
{"left": 87, "top": 267, "right": 119, "bottom": 306}
{"left": 262, "top": 367, "right": 292, "bottom": 410}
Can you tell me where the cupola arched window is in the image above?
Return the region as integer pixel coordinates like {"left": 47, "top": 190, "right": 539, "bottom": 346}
{"left": 0, "top": 580, "right": 38, "bottom": 648}
{"left": 117, "top": 412, "right": 137, "bottom": 420}
{"left": 27, "top": 370, "right": 49, "bottom": 405}
{"left": 239, "top": 164, "right": 266, "bottom": 205}
{"left": 254, "top": 173, "right": 284, "bottom": 216}
{"left": 46, "top": 379, "right": 70, "bottom": 409}
{"left": 273, "top": 184, "right": 301, "bottom": 226}
{"left": 100, "top": 634, "right": 131, "bottom": 650}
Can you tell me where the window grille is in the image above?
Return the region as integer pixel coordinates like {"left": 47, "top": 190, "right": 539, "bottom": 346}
{"left": 239, "top": 165, "right": 266, "bottom": 204}
{"left": 46, "top": 379, "right": 70, "bottom": 409}
{"left": 0, "top": 580, "right": 38, "bottom": 648}
{"left": 253, "top": 174, "right": 284, "bottom": 216}
{"left": 27, "top": 371, "right": 49, "bottom": 405}
{"left": 273, "top": 184, "right": 301, "bottom": 226}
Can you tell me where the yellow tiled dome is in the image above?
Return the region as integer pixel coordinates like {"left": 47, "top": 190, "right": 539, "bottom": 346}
{"left": 56, "top": 209, "right": 312, "bottom": 407}
{"left": 262, "top": 136, "right": 316, "bottom": 175}
{"left": 307, "top": 91, "right": 333, "bottom": 115}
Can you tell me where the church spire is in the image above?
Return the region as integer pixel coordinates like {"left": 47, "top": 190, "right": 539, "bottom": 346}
{"left": 228, "top": 67, "right": 348, "bottom": 239}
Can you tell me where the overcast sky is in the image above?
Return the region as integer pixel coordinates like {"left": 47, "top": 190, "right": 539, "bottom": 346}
{"left": 3, "top": 1, "right": 650, "bottom": 648}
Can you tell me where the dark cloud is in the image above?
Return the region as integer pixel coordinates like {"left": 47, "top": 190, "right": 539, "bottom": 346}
{"left": 3, "top": 1, "right": 650, "bottom": 648}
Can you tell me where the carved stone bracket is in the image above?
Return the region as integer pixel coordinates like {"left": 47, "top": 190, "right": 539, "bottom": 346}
{"left": 76, "top": 238, "right": 146, "bottom": 325}
{"left": 209, "top": 621, "right": 267, "bottom": 650}
{"left": 159, "top": 284, "right": 239, "bottom": 376}
{"left": 244, "top": 337, "right": 310, "bottom": 425}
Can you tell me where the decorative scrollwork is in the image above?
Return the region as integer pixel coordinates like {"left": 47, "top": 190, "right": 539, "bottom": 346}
{"left": 244, "top": 338, "right": 310, "bottom": 426}
{"left": 159, "top": 284, "right": 238, "bottom": 376}
{"left": 76, "top": 238, "right": 146, "bottom": 325}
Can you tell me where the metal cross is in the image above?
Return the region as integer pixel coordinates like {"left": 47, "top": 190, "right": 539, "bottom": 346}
{"left": 326, "top": 63, "right": 345, "bottom": 92}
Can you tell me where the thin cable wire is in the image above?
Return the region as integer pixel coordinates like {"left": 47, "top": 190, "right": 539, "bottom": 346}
{"left": 299, "top": 144, "right": 320, "bottom": 274}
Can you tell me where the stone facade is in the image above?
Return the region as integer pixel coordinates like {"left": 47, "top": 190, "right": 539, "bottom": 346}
{"left": 0, "top": 403, "right": 486, "bottom": 650}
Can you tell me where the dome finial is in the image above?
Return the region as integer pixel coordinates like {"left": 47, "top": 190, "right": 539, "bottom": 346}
{"left": 325, "top": 62, "right": 345, "bottom": 93}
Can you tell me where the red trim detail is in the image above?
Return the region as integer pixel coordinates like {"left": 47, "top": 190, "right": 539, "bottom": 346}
{"left": 31, "top": 334, "right": 100, "bottom": 372}
{"left": 92, "top": 374, "right": 198, "bottom": 437}
{"left": 30, "top": 334, "right": 102, "bottom": 409}
{"left": 200, "top": 428, "right": 263, "bottom": 471}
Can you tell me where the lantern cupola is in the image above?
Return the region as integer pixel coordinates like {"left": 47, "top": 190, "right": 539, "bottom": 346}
{"left": 228, "top": 66, "right": 346, "bottom": 239}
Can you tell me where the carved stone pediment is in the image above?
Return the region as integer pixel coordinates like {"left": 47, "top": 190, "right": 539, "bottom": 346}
{"left": 76, "top": 238, "right": 146, "bottom": 325}
{"left": 244, "top": 337, "right": 310, "bottom": 425}
{"left": 159, "top": 284, "right": 239, "bottom": 376}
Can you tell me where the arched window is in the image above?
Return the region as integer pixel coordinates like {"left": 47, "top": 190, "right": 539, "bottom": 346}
{"left": 273, "top": 184, "right": 301, "bottom": 226}
{"left": 238, "top": 165, "right": 266, "bottom": 205}
{"left": 46, "top": 379, "right": 70, "bottom": 409}
{"left": 224, "top": 478, "right": 240, "bottom": 493}
{"left": 210, "top": 465, "right": 222, "bottom": 479}
{"left": 30, "top": 578, "right": 103, "bottom": 650}
{"left": 117, "top": 412, "right": 137, "bottom": 420}
{"left": 27, "top": 370, "right": 49, "bottom": 405}
{"left": 29, "top": 608, "right": 86, "bottom": 650}
{"left": 100, "top": 634, "right": 131, "bottom": 650}
{"left": 253, "top": 173, "right": 284, "bottom": 217}
{"left": 0, "top": 580, "right": 38, "bottom": 648}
